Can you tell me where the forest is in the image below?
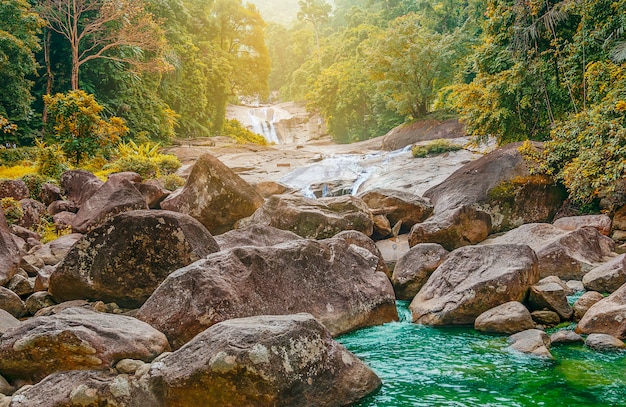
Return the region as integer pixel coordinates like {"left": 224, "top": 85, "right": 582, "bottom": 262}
{"left": 0, "top": 0, "right": 625, "bottom": 205}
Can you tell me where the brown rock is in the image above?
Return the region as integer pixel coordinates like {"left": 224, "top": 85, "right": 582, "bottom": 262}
{"left": 53, "top": 211, "right": 75, "bottom": 230}
{"left": 550, "top": 330, "right": 584, "bottom": 344}
{"left": 408, "top": 205, "right": 492, "bottom": 251}
{"left": 71, "top": 177, "right": 148, "bottom": 233}
{"left": 359, "top": 188, "right": 433, "bottom": 232}
{"left": 6, "top": 274, "right": 34, "bottom": 297}
{"left": 34, "top": 265, "right": 55, "bottom": 292}
{"left": 9, "top": 225, "right": 39, "bottom": 244}
{"left": 28, "top": 233, "right": 82, "bottom": 267}
{"left": 0, "top": 286, "right": 25, "bottom": 318}
{"left": 60, "top": 169, "right": 103, "bottom": 207}
{"left": 24, "top": 291, "right": 57, "bottom": 316}
{"left": 585, "top": 333, "right": 626, "bottom": 351}
{"left": 410, "top": 244, "right": 539, "bottom": 325}
{"left": 554, "top": 214, "right": 612, "bottom": 236}
{"left": 0, "top": 215, "right": 20, "bottom": 286}
{"left": 0, "top": 308, "right": 170, "bottom": 382}
{"left": 135, "top": 179, "right": 170, "bottom": 209}
{"left": 147, "top": 314, "right": 381, "bottom": 407}
{"left": 614, "top": 204, "right": 626, "bottom": 231}
{"left": 246, "top": 194, "right": 374, "bottom": 239}
{"left": 531, "top": 310, "right": 561, "bottom": 327}
{"left": 576, "top": 283, "right": 626, "bottom": 339}
{"left": 214, "top": 223, "right": 303, "bottom": 251}
{"left": 528, "top": 277, "right": 573, "bottom": 320}
{"left": 508, "top": 329, "right": 553, "bottom": 359}
{"left": 107, "top": 171, "right": 142, "bottom": 183}
{"left": 47, "top": 200, "right": 79, "bottom": 216}
{"left": 137, "top": 238, "right": 397, "bottom": 349}
{"left": 392, "top": 243, "right": 449, "bottom": 300}
{"left": 160, "top": 153, "right": 264, "bottom": 234}
{"left": 16, "top": 199, "right": 46, "bottom": 229}
{"left": 483, "top": 223, "right": 615, "bottom": 280}
{"left": 372, "top": 214, "right": 392, "bottom": 239}
{"left": 573, "top": 291, "right": 605, "bottom": 321}
{"left": 0, "top": 180, "right": 28, "bottom": 200}
{"left": 334, "top": 230, "right": 390, "bottom": 278}
{"left": 39, "top": 183, "right": 62, "bottom": 206}
{"left": 254, "top": 180, "right": 290, "bottom": 198}
{"left": 375, "top": 235, "right": 411, "bottom": 271}
{"left": 0, "top": 309, "right": 19, "bottom": 335}
{"left": 474, "top": 301, "right": 534, "bottom": 334}
{"left": 582, "top": 254, "right": 626, "bottom": 293}
{"left": 50, "top": 210, "right": 220, "bottom": 308}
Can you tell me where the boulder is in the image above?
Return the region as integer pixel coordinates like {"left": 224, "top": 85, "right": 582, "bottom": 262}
{"left": 0, "top": 308, "right": 170, "bottom": 382}
{"left": 582, "top": 254, "right": 626, "bottom": 293}
{"left": 381, "top": 119, "right": 466, "bottom": 150}
{"left": 48, "top": 200, "right": 79, "bottom": 216}
{"left": 71, "top": 177, "right": 148, "bottom": 233}
{"left": 6, "top": 274, "right": 34, "bottom": 297}
{"left": 566, "top": 280, "right": 585, "bottom": 293}
{"left": 392, "top": 243, "right": 449, "bottom": 300}
{"left": 8, "top": 370, "right": 156, "bottom": 407}
{"left": 34, "top": 265, "right": 55, "bottom": 292}
{"left": 573, "top": 291, "right": 605, "bottom": 321}
{"left": 0, "top": 286, "right": 25, "bottom": 318}
{"left": 375, "top": 235, "right": 411, "bottom": 271}
{"left": 0, "top": 180, "right": 28, "bottom": 201}
{"left": 554, "top": 214, "right": 612, "bottom": 236}
{"left": 613, "top": 205, "right": 626, "bottom": 241}
{"left": 135, "top": 180, "right": 170, "bottom": 209}
{"left": 214, "top": 224, "right": 303, "bottom": 251}
{"left": 408, "top": 205, "right": 491, "bottom": 251}
{"left": 137, "top": 238, "right": 397, "bottom": 349}
{"left": 372, "top": 214, "right": 392, "bottom": 239}
{"left": 585, "top": 333, "right": 626, "bottom": 352}
{"left": 474, "top": 301, "right": 534, "bottom": 334}
{"left": 410, "top": 244, "right": 539, "bottom": 326}
{"left": 39, "top": 183, "right": 63, "bottom": 206}
{"left": 53, "top": 211, "right": 75, "bottom": 230}
{"left": 246, "top": 194, "right": 374, "bottom": 239}
{"left": 147, "top": 314, "right": 381, "bottom": 407}
{"left": 482, "top": 223, "right": 615, "bottom": 280}
{"left": 528, "top": 277, "right": 573, "bottom": 320}
{"left": 0, "top": 211, "right": 20, "bottom": 286}
{"left": 50, "top": 210, "right": 220, "bottom": 308}
{"left": 160, "top": 153, "right": 264, "bottom": 235}
{"left": 24, "top": 292, "right": 56, "bottom": 316}
{"left": 9, "top": 225, "right": 39, "bottom": 245}
{"left": 358, "top": 188, "right": 433, "bottom": 233}
{"left": 334, "top": 230, "right": 390, "bottom": 278}
{"left": 23, "top": 233, "right": 83, "bottom": 270}
{"left": 507, "top": 329, "right": 553, "bottom": 359}
{"left": 60, "top": 169, "right": 103, "bottom": 207}
{"left": 16, "top": 199, "right": 46, "bottom": 229}
{"left": 107, "top": 171, "right": 142, "bottom": 183}
{"left": 0, "top": 309, "right": 19, "bottom": 336}
{"left": 531, "top": 310, "right": 561, "bottom": 327}
{"left": 423, "top": 142, "right": 567, "bottom": 232}
{"left": 550, "top": 330, "right": 584, "bottom": 344}
{"left": 254, "top": 180, "right": 291, "bottom": 198}
{"left": 576, "top": 283, "right": 626, "bottom": 339}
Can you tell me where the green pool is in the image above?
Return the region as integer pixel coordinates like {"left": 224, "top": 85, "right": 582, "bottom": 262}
{"left": 338, "top": 302, "right": 626, "bottom": 407}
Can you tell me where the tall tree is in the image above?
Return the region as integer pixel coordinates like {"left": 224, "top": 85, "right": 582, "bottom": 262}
{"left": 36, "top": 0, "right": 169, "bottom": 90}
{"left": 298, "top": 0, "right": 332, "bottom": 65}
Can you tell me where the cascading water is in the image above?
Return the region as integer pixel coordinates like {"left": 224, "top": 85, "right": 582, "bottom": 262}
{"left": 248, "top": 108, "right": 280, "bottom": 144}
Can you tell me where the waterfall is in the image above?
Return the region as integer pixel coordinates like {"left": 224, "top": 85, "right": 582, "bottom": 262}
{"left": 248, "top": 108, "right": 280, "bottom": 144}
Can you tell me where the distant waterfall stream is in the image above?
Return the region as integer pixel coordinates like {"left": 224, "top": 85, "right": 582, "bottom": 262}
{"left": 248, "top": 107, "right": 280, "bottom": 144}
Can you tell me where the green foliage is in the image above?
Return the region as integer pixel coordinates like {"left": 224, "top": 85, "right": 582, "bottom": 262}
{"left": 0, "top": 146, "right": 38, "bottom": 166}
{"left": 104, "top": 140, "right": 181, "bottom": 179}
{"left": 161, "top": 173, "right": 185, "bottom": 191}
{"left": 21, "top": 174, "right": 48, "bottom": 201}
{"left": 35, "top": 140, "right": 69, "bottom": 179}
{"left": 44, "top": 90, "right": 128, "bottom": 165}
{"left": 0, "top": 197, "right": 23, "bottom": 225}
{"left": 411, "top": 139, "right": 463, "bottom": 158}
{"left": 222, "top": 119, "right": 268, "bottom": 145}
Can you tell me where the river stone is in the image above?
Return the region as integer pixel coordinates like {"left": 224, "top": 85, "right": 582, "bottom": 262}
{"left": 474, "top": 301, "right": 534, "bottom": 334}
{"left": 482, "top": 223, "right": 615, "bottom": 280}
{"left": 423, "top": 142, "right": 566, "bottom": 233}
{"left": 0, "top": 309, "right": 19, "bottom": 336}
{"left": 48, "top": 200, "right": 79, "bottom": 216}
{"left": 375, "top": 235, "right": 411, "bottom": 271}
{"left": 0, "top": 180, "right": 28, "bottom": 201}
{"left": 576, "top": 283, "right": 626, "bottom": 339}
{"left": 246, "top": 193, "right": 374, "bottom": 239}
{"left": 550, "top": 330, "right": 584, "bottom": 344}
{"left": 372, "top": 214, "right": 392, "bottom": 239}
{"left": 334, "top": 230, "right": 390, "bottom": 278}
{"left": 0, "top": 308, "right": 170, "bottom": 382}
{"left": 508, "top": 329, "right": 553, "bottom": 359}
{"left": 214, "top": 223, "right": 303, "bottom": 251}
{"left": 6, "top": 274, "right": 34, "bottom": 298}
{"left": 147, "top": 314, "right": 381, "bottom": 407}
{"left": 410, "top": 244, "right": 539, "bottom": 326}
{"left": 34, "top": 265, "right": 55, "bottom": 292}
{"left": 60, "top": 170, "right": 104, "bottom": 207}
{"left": 358, "top": 188, "right": 433, "bottom": 233}
{"left": 39, "top": 183, "right": 62, "bottom": 206}
{"left": 392, "top": 243, "right": 449, "bottom": 300}
{"left": 71, "top": 177, "right": 148, "bottom": 233}
{"left": 554, "top": 214, "right": 612, "bottom": 236}
{"left": 0, "top": 287, "right": 25, "bottom": 318}
{"left": 50, "top": 210, "right": 220, "bottom": 308}
{"left": 16, "top": 199, "right": 46, "bottom": 229}
{"left": 573, "top": 291, "right": 604, "bottom": 321}
{"left": 582, "top": 254, "right": 626, "bottom": 293}
{"left": 160, "top": 153, "right": 264, "bottom": 235}
{"left": 531, "top": 310, "right": 561, "bottom": 327}
{"left": 585, "top": 333, "right": 626, "bottom": 352}
{"left": 53, "top": 212, "right": 76, "bottom": 231}
{"left": 137, "top": 238, "right": 397, "bottom": 349}
{"left": 8, "top": 369, "right": 157, "bottom": 407}
{"left": 135, "top": 179, "right": 170, "bottom": 209}
{"left": 408, "top": 205, "right": 492, "bottom": 251}
{"left": 25, "top": 233, "right": 83, "bottom": 268}
{"left": 0, "top": 219, "right": 20, "bottom": 286}
{"left": 528, "top": 277, "right": 573, "bottom": 320}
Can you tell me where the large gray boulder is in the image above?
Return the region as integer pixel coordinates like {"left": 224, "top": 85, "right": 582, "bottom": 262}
{"left": 392, "top": 243, "right": 449, "bottom": 300}
{"left": 71, "top": 177, "right": 148, "bottom": 233}
{"left": 50, "top": 210, "right": 220, "bottom": 308}
{"left": 137, "top": 238, "right": 397, "bottom": 349}
{"left": 582, "top": 254, "right": 626, "bottom": 293}
{"left": 358, "top": 188, "right": 433, "bottom": 233}
{"left": 147, "top": 314, "right": 381, "bottom": 407}
{"left": 408, "top": 205, "right": 492, "bottom": 250}
{"left": 474, "top": 301, "right": 535, "bottom": 335}
{"left": 410, "top": 244, "right": 539, "bottom": 325}
{"left": 576, "top": 282, "right": 626, "bottom": 339}
{"left": 160, "top": 153, "right": 264, "bottom": 235}
{"left": 214, "top": 223, "right": 303, "bottom": 251}
{"left": 0, "top": 308, "right": 170, "bottom": 382}
{"left": 423, "top": 142, "right": 567, "bottom": 233}
{"left": 246, "top": 194, "right": 374, "bottom": 239}
{"left": 482, "top": 223, "right": 615, "bottom": 280}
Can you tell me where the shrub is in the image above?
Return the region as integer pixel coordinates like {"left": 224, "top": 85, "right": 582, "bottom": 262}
{"left": 1, "top": 197, "right": 23, "bottom": 225}
{"left": 35, "top": 140, "right": 69, "bottom": 180}
{"left": 0, "top": 147, "right": 38, "bottom": 166}
{"left": 105, "top": 141, "right": 181, "bottom": 179}
{"left": 154, "top": 155, "right": 182, "bottom": 175}
{"left": 223, "top": 118, "right": 268, "bottom": 145}
{"left": 0, "top": 165, "right": 37, "bottom": 180}
{"left": 162, "top": 174, "right": 185, "bottom": 191}
{"left": 36, "top": 217, "right": 72, "bottom": 244}
{"left": 412, "top": 139, "right": 463, "bottom": 158}
{"left": 21, "top": 174, "right": 49, "bottom": 201}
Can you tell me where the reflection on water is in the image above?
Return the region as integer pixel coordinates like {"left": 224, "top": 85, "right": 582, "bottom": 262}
{"left": 338, "top": 301, "right": 626, "bottom": 407}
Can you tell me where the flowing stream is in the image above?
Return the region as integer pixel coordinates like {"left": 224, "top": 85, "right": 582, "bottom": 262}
{"left": 338, "top": 301, "right": 626, "bottom": 406}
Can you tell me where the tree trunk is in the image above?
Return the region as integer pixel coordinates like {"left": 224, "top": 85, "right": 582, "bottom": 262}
{"left": 43, "top": 29, "right": 53, "bottom": 124}
{"left": 71, "top": 49, "right": 79, "bottom": 90}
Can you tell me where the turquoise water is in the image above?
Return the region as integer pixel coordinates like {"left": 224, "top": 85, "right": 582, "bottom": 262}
{"left": 338, "top": 302, "right": 626, "bottom": 407}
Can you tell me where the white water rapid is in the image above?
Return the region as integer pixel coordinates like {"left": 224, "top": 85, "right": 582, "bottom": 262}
{"left": 248, "top": 107, "right": 280, "bottom": 144}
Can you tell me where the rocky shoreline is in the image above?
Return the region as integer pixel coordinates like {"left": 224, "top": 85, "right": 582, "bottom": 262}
{"left": 1, "top": 132, "right": 625, "bottom": 405}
